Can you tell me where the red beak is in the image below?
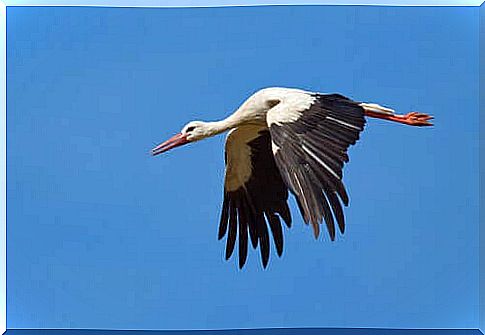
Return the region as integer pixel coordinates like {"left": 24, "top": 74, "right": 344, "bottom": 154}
{"left": 151, "top": 133, "right": 190, "bottom": 156}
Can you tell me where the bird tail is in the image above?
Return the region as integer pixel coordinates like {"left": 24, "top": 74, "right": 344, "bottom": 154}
{"left": 359, "top": 102, "right": 395, "bottom": 116}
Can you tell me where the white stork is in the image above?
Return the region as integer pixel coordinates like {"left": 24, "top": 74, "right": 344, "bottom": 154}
{"left": 151, "top": 87, "right": 432, "bottom": 269}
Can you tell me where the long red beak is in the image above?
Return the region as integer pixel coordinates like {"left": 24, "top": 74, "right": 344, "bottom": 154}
{"left": 151, "top": 133, "right": 190, "bottom": 156}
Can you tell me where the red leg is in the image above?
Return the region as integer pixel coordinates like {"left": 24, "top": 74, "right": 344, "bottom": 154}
{"left": 365, "top": 111, "right": 433, "bottom": 127}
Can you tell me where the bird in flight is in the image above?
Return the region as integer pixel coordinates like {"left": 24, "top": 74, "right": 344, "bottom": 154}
{"left": 151, "top": 87, "right": 432, "bottom": 269}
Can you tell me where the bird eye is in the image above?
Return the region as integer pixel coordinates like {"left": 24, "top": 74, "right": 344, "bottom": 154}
{"left": 186, "top": 126, "right": 196, "bottom": 133}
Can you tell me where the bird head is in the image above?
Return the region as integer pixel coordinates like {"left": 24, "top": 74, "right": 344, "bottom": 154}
{"left": 151, "top": 121, "right": 213, "bottom": 156}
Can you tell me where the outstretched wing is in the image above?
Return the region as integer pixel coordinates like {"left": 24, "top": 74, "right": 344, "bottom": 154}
{"left": 267, "top": 93, "right": 366, "bottom": 239}
{"left": 219, "top": 126, "right": 291, "bottom": 269}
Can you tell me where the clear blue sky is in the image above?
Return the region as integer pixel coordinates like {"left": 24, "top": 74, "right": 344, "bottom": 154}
{"left": 7, "top": 5, "right": 479, "bottom": 330}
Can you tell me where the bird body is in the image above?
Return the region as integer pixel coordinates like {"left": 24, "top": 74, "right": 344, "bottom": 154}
{"left": 152, "top": 87, "right": 433, "bottom": 269}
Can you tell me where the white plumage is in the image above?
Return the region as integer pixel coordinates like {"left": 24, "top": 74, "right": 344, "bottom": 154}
{"left": 224, "top": 126, "right": 261, "bottom": 192}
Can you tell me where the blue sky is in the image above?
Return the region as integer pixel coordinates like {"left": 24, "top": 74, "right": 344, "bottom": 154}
{"left": 7, "top": 5, "right": 479, "bottom": 330}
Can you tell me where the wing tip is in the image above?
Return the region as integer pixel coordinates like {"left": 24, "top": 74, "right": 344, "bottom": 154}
{"left": 225, "top": 250, "right": 233, "bottom": 261}
{"left": 338, "top": 224, "right": 345, "bottom": 234}
{"left": 238, "top": 258, "right": 247, "bottom": 269}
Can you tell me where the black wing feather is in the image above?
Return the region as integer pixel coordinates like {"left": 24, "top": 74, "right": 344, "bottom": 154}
{"left": 218, "top": 196, "right": 229, "bottom": 240}
{"left": 269, "top": 93, "right": 365, "bottom": 239}
{"left": 238, "top": 204, "right": 249, "bottom": 269}
{"left": 219, "top": 129, "right": 291, "bottom": 269}
{"left": 225, "top": 203, "right": 237, "bottom": 260}
{"left": 266, "top": 212, "right": 284, "bottom": 257}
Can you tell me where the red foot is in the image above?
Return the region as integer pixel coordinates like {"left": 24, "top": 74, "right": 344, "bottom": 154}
{"left": 365, "top": 111, "right": 433, "bottom": 127}
{"left": 391, "top": 112, "right": 434, "bottom": 126}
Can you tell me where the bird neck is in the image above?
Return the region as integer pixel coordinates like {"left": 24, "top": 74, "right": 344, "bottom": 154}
{"left": 205, "top": 115, "right": 243, "bottom": 136}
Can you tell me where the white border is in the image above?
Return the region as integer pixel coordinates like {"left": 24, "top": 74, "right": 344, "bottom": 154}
{"left": 1, "top": 1, "right": 482, "bottom": 333}
{"left": 3, "top": 0, "right": 485, "bottom": 6}
{"left": 0, "top": 1, "right": 5, "bottom": 334}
